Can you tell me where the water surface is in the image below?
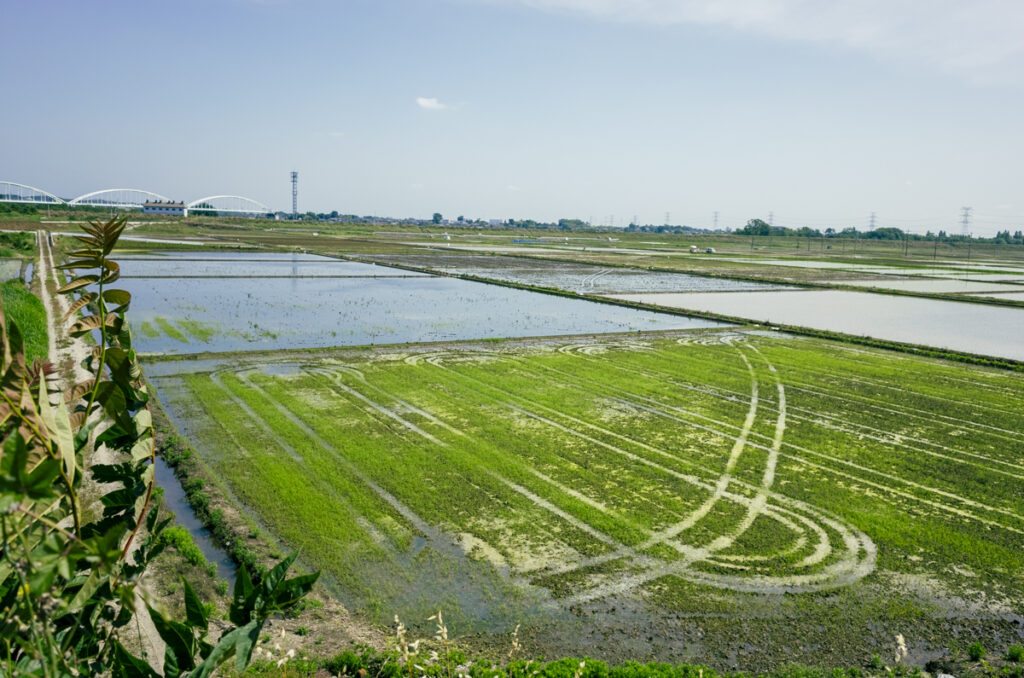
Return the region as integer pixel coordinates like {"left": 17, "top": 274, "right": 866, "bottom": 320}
{"left": 120, "top": 252, "right": 722, "bottom": 353}
{"left": 606, "top": 290, "right": 1024, "bottom": 361}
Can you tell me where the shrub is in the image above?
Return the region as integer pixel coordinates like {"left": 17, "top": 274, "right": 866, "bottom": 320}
{"left": 158, "top": 525, "right": 215, "bottom": 575}
{"left": 1008, "top": 645, "right": 1024, "bottom": 662}
{"left": 968, "top": 642, "right": 986, "bottom": 661}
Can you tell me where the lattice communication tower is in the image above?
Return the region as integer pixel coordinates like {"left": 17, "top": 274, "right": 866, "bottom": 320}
{"left": 291, "top": 171, "right": 298, "bottom": 216}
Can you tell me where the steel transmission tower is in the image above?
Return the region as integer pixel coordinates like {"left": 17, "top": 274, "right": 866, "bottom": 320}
{"left": 290, "top": 171, "right": 298, "bottom": 216}
{"left": 960, "top": 206, "right": 972, "bottom": 236}
{"left": 713, "top": 211, "right": 719, "bottom": 229}
{"left": 869, "top": 212, "right": 877, "bottom": 230}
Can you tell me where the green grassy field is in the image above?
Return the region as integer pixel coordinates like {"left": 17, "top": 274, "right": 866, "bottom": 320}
{"left": 149, "top": 328, "right": 1024, "bottom": 667}
{"left": 1, "top": 279, "right": 48, "bottom": 362}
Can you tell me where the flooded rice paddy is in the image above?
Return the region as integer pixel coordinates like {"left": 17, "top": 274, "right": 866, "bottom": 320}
{"left": 607, "top": 290, "right": 1024, "bottom": 360}
{"left": 837, "top": 278, "right": 1024, "bottom": 294}
{"left": 119, "top": 252, "right": 721, "bottom": 353}
{"left": 365, "top": 253, "right": 787, "bottom": 294}
{"left": 119, "top": 253, "right": 428, "bottom": 278}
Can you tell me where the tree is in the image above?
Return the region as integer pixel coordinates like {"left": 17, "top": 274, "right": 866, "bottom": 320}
{"left": 738, "top": 219, "right": 771, "bottom": 236}
{"left": 432, "top": 212, "right": 443, "bottom": 224}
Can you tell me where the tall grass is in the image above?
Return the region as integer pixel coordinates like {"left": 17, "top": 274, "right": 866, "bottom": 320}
{"left": 1, "top": 278, "right": 48, "bottom": 361}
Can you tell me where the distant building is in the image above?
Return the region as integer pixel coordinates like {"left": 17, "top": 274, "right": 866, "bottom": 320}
{"left": 143, "top": 200, "right": 187, "bottom": 216}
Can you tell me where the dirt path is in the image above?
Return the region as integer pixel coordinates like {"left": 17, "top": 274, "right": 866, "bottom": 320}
{"left": 35, "top": 231, "right": 167, "bottom": 667}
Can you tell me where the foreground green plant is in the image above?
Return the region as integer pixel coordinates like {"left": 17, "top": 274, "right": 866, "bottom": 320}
{"left": 0, "top": 216, "right": 317, "bottom": 676}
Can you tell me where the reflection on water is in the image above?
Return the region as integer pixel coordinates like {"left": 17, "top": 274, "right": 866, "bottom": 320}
{"left": 120, "top": 252, "right": 724, "bottom": 353}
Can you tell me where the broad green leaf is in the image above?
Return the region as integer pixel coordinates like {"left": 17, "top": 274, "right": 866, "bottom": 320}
{"left": 112, "top": 640, "right": 160, "bottom": 678}
{"left": 273, "top": 571, "right": 320, "bottom": 611}
{"left": 229, "top": 563, "right": 254, "bottom": 626}
{"left": 130, "top": 431, "right": 154, "bottom": 462}
{"left": 69, "top": 313, "right": 121, "bottom": 337}
{"left": 148, "top": 605, "right": 197, "bottom": 674}
{"left": 188, "top": 619, "right": 260, "bottom": 678}
{"left": 37, "top": 373, "right": 76, "bottom": 487}
{"left": 183, "top": 578, "right": 209, "bottom": 631}
{"left": 57, "top": 258, "right": 104, "bottom": 269}
{"left": 62, "top": 292, "right": 98, "bottom": 321}
{"left": 57, "top": 275, "right": 100, "bottom": 294}
{"left": 67, "top": 569, "right": 103, "bottom": 611}
{"left": 261, "top": 551, "right": 297, "bottom": 599}
{"left": 103, "top": 289, "right": 132, "bottom": 306}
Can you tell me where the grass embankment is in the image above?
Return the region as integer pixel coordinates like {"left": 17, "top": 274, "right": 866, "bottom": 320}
{"left": 1, "top": 279, "right": 48, "bottom": 362}
{"left": 148, "top": 331, "right": 1024, "bottom": 669}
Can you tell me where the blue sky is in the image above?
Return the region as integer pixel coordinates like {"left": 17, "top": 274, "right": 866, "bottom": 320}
{"left": 2, "top": 0, "right": 1023, "bottom": 234}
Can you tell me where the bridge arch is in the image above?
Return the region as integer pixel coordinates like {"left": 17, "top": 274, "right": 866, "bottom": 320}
{"left": 0, "top": 181, "right": 66, "bottom": 205}
{"left": 187, "top": 195, "right": 272, "bottom": 216}
{"left": 70, "top": 189, "right": 171, "bottom": 208}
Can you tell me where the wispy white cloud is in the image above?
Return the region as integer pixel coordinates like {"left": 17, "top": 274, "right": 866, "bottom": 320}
{"left": 328, "top": 131, "right": 345, "bottom": 138}
{"left": 416, "top": 96, "right": 448, "bottom": 110}
{"left": 479, "top": 0, "right": 1024, "bottom": 83}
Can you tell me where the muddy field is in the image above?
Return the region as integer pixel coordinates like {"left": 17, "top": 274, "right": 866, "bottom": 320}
{"left": 146, "top": 329, "right": 1024, "bottom": 669}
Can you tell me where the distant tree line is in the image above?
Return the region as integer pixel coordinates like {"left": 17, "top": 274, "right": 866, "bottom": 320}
{"left": 276, "top": 209, "right": 1024, "bottom": 243}
{"left": 736, "top": 218, "right": 1024, "bottom": 244}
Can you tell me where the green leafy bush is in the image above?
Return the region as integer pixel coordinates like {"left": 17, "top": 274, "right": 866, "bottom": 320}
{"left": 0, "top": 216, "right": 317, "bottom": 676}
{"left": 159, "top": 525, "right": 216, "bottom": 576}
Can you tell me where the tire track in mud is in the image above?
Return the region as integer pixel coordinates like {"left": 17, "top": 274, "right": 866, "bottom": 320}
{"left": 632, "top": 369, "right": 1024, "bottom": 477}
{"left": 207, "top": 370, "right": 412, "bottom": 557}
{"left": 675, "top": 337, "right": 1024, "bottom": 443}
{"left": 303, "top": 368, "right": 447, "bottom": 447}
{"left": 754, "top": 350, "right": 1024, "bottom": 418}
{"left": 299, "top": 365, "right": 638, "bottom": 579}
{"left": 637, "top": 345, "right": 761, "bottom": 548}
{"left": 229, "top": 369, "right": 446, "bottom": 547}
{"left": 411, "top": 350, "right": 874, "bottom": 597}
{"left": 567, "top": 342, "right": 1024, "bottom": 477}
{"left": 529, "top": 359, "right": 1024, "bottom": 533}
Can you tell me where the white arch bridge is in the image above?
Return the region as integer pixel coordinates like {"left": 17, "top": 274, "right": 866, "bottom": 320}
{"left": 0, "top": 181, "right": 273, "bottom": 215}
{"left": 187, "top": 195, "right": 272, "bottom": 216}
